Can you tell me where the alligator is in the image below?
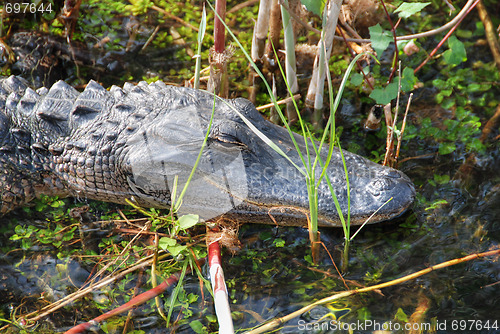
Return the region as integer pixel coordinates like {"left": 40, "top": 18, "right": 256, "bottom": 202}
{"left": 0, "top": 75, "right": 415, "bottom": 227}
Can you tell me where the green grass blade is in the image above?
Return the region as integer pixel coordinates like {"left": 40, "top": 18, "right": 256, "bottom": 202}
{"left": 214, "top": 95, "right": 307, "bottom": 177}
{"left": 206, "top": 1, "right": 307, "bottom": 168}
{"left": 173, "top": 94, "right": 217, "bottom": 212}
{"left": 166, "top": 260, "right": 189, "bottom": 325}
{"left": 194, "top": 5, "right": 207, "bottom": 89}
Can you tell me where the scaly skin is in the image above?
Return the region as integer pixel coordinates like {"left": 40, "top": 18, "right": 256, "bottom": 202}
{"left": 0, "top": 76, "right": 415, "bottom": 226}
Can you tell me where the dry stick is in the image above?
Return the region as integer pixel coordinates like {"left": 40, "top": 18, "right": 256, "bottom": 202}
{"left": 87, "top": 218, "right": 149, "bottom": 286}
{"left": 256, "top": 94, "right": 300, "bottom": 111}
{"left": 306, "top": 0, "right": 341, "bottom": 125}
{"left": 245, "top": 249, "right": 500, "bottom": 334}
{"left": 151, "top": 5, "right": 199, "bottom": 32}
{"left": 251, "top": 0, "right": 271, "bottom": 61}
{"left": 249, "top": 0, "right": 271, "bottom": 103}
{"left": 123, "top": 257, "right": 145, "bottom": 333}
{"left": 152, "top": 233, "right": 168, "bottom": 321}
{"left": 280, "top": 0, "right": 299, "bottom": 124}
{"left": 20, "top": 253, "right": 165, "bottom": 323}
{"left": 479, "top": 104, "right": 500, "bottom": 143}
{"left": 394, "top": 93, "right": 413, "bottom": 163}
{"left": 279, "top": 0, "right": 320, "bottom": 36}
{"left": 476, "top": 0, "right": 500, "bottom": 70}
{"left": 227, "top": 0, "right": 259, "bottom": 14}
{"left": 414, "top": 0, "right": 480, "bottom": 73}
{"left": 63, "top": 269, "right": 187, "bottom": 334}
{"left": 332, "top": 0, "right": 478, "bottom": 44}
{"left": 336, "top": 27, "right": 374, "bottom": 91}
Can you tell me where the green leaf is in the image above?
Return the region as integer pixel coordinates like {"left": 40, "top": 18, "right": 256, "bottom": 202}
{"left": 273, "top": 238, "right": 286, "bottom": 247}
{"left": 442, "top": 36, "right": 467, "bottom": 66}
{"left": 159, "top": 237, "right": 177, "bottom": 250}
{"left": 394, "top": 2, "right": 430, "bottom": 19}
{"left": 433, "top": 174, "right": 450, "bottom": 185}
{"left": 189, "top": 320, "right": 206, "bottom": 334}
{"left": 167, "top": 244, "right": 187, "bottom": 256}
{"left": 350, "top": 72, "right": 363, "bottom": 86}
{"left": 394, "top": 307, "right": 409, "bottom": 322}
{"left": 178, "top": 214, "right": 199, "bottom": 230}
{"left": 369, "top": 24, "right": 393, "bottom": 56}
{"left": 439, "top": 142, "right": 456, "bottom": 155}
{"left": 401, "top": 67, "right": 416, "bottom": 92}
{"left": 369, "top": 82, "right": 399, "bottom": 105}
{"left": 300, "top": 0, "right": 325, "bottom": 16}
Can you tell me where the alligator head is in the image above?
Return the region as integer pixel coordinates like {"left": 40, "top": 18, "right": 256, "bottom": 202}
{"left": 0, "top": 76, "right": 415, "bottom": 226}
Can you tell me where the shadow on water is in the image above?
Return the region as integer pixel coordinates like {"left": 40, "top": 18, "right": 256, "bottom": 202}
{"left": 0, "top": 125, "right": 498, "bottom": 333}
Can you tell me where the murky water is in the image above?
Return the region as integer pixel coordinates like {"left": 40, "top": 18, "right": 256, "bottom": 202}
{"left": 1, "top": 113, "right": 498, "bottom": 333}
{"left": 1, "top": 2, "right": 500, "bottom": 333}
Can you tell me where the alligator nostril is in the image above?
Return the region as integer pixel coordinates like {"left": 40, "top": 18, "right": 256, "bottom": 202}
{"left": 386, "top": 169, "right": 402, "bottom": 178}
{"left": 368, "top": 177, "right": 394, "bottom": 196}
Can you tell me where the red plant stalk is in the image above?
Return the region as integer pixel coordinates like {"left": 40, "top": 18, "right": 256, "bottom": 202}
{"left": 63, "top": 267, "right": 195, "bottom": 334}
{"left": 414, "top": 0, "right": 480, "bottom": 73}
{"left": 208, "top": 0, "right": 229, "bottom": 96}
{"left": 213, "top": 0, "right": 227, "bottom": 53}
{"left": 208, "top": 240, "right": 235, "bottom": 334}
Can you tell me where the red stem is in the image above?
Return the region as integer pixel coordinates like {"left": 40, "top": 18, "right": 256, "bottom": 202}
{"left": 208, "top": 240, "right": 226, "bottom": 293}
{"left": 214, "top": 0, "right": 227, "bottom": 53}
{"left": 414, "top": 0, "right": 480, "bottom": 73}
{"left": 64, "top": 259, "right": 204, "bottom": 334}
{"left": 379, "top": 0, "right": 399, "bottom": 83}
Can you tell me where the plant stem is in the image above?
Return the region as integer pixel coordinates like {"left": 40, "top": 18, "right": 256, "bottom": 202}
{"left": 208, "top": 236, "right": 235, "bottom": 334}
{"left": 280, "top": 0, "right": 298, "bottom": 124}
{"left": 208, "top": 0, "right": 228, "bottom": 96}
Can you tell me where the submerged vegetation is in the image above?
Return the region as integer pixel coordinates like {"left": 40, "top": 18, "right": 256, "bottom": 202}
{"left": 0, "top": 0, "right": 499, "bottom": 333}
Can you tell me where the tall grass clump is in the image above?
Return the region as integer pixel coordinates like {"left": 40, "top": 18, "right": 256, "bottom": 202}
{"left": 208, "top": 1, "right": 368, "bottom": 268}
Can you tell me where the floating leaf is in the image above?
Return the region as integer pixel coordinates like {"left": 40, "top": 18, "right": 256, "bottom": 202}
{"left": 394, "top": 2, "right": 431, "bottom": 19}
{"left": 439, "top": 142, "right": 456, "bottom": 155}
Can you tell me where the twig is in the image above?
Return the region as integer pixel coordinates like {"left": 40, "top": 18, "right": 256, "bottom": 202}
{"left": 331, "top": 0, "right": 479, "bottom": 43}
{"left": 19, "top": 253, "right": 170, "bottom": 323}
{"left": 378, "top": 0, "right": 399, "bottom": 83}
{"left": 395, "top": 93, "right": 413, "bottom": 164}
{"left": 63, "top": 266, "right": 193, "bottom": 334}
{"left": 227, "top": 0, "right": 259, "bottom": 14}
{"left": 256, "top": 93, "right": 300, "bottom": 110}
{"left": 479, "top": 104, "right": 500, "bottom": 142}
{"left": 245, "top": 248, "right": 500, "bottom": 334}
{"left": 476, "top": 0, "right": 500, "bottom": 70}
{"left": 414, "top": 0, "right": 480, "bottom": 73}
{"left": 151, "top": 5, "right": 199, "bottom": 32}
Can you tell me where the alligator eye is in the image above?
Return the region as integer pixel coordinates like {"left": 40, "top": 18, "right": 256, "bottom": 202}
{"left": 213, "top": 134, "right": 247, "bottom": 149}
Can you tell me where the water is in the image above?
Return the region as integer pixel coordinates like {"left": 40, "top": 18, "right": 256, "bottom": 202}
{"left": 1, "top": 2, "right": 499, "bottom": 332}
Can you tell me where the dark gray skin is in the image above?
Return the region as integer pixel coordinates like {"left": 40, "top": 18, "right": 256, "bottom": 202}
{"left": 0, "top": 76, "right": 415, "bottom": 226}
